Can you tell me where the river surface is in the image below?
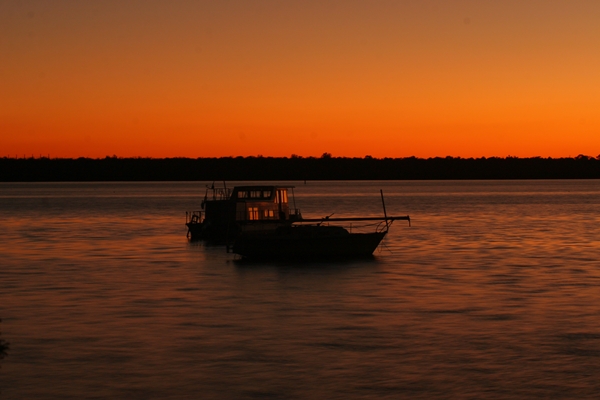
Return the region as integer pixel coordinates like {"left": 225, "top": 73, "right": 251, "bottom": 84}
{"left": 1, "top": 180, "right": 600, "bottom": 399}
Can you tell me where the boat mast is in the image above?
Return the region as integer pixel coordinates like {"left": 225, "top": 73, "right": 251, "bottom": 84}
{"left": 291, "top": 187, "right": 297, "bottom": 211}
{"left": 380, "top": 189, "right": 389, "bottom": 231}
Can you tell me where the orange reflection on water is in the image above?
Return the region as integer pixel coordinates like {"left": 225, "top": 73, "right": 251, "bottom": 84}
{"left": 2, "top": 181, "right": 600, "bottom": 398}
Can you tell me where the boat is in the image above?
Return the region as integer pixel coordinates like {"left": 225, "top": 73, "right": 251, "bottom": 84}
{"left": 231, "top": 190, "right": 411, "bottom": 260}
{"left": 186, "top": 183, "right": 302, "bottom": 242}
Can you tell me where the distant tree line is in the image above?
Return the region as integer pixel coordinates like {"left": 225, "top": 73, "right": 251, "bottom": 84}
{"left": 2, "top": 154, "right": 600, "bottom": 181}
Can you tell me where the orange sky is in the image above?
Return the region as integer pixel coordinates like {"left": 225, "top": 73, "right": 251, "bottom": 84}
{"left": 2, "top": 0, "right": 600, "bottom": 159}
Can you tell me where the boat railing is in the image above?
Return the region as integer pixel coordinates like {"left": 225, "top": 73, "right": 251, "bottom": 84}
{"left": 291, "top": 208, "right": 302, "bottom": 221}
{"left": 186, "top": 210, "right": 204, "bottom": 224}
{"left": 200, "top": 186, "right": 232, "bottom": 209}
{"left": 206, "top": 187, "right": 231, "bottom": 201}
{"left": 295, "top": 215, "right": 410, "bottom": 233}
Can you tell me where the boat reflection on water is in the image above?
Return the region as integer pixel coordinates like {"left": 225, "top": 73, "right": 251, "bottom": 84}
{"left": 0, "top": 319, "right": 8, "bottom": 361}
{"left": 186, "top": 183, "right": 410, "bottom": 260}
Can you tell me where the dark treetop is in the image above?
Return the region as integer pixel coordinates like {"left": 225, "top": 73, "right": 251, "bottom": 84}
{"left": 2, "top": 155, "right": 600, "bottom": 181}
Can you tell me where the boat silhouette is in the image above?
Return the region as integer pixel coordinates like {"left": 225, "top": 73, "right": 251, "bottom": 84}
{"left": 186, "top": 184, "right": 410, "bottom": 259}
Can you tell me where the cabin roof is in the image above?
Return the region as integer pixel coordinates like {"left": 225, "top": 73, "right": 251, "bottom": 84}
{"left": 232, "top": 186, "right": 295, "bottom": 191}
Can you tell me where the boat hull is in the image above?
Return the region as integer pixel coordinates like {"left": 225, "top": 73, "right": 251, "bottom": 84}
{"left": 232, "top": 228, "right": 387, "bottom": 259}
{"left": 187, "top": 220, "right": 294, "bottom": 242}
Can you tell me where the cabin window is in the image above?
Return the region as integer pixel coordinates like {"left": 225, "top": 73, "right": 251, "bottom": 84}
{"left": 237, "top": 191, "right": 248, "bottom": 198}
{"left": 248, "top": 207, "right": 259, "bottom": 220}
{"left": 250, "top": 190, "right": 261, "bottom": 198}
{"left": 264, "top": 209, "right": 274, "bottom": 218}
{"left": 262, "top": 191, "right": 272, "bottom": 198}
{"left": 275, "top": 189, "right": 288, "bottom": 204}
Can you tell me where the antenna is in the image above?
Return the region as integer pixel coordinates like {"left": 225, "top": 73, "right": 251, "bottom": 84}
{"left": 380, "top": 189, "right": 389, "bottom": 230}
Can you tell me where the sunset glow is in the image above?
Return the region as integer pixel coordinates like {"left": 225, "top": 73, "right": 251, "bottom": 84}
{"left": 2, "top": 1, "right": 600, "bottom": 159}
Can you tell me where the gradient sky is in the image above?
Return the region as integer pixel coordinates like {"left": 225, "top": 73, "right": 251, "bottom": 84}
{"left": 2, "top": 0, "right": 600, "bottom": 158}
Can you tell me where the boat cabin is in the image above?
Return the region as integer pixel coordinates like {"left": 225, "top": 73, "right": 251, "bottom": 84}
{"left": 231, "top": 186, "right": 295, "bottom": 222}
{"left": 186, "top": 184, "right": 301, "bottom": 241}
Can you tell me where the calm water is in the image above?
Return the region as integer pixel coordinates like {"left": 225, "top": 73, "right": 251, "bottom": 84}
{"left": 2, "top": 180, "right": 600, "bottom": 399}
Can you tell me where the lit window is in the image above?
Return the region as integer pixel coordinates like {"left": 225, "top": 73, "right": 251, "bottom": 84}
{"left": 248, "top": 207, "right": 259, "bottom": 220}
{"left": 275, "top": 189, "right": 288, "bottom": 203}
